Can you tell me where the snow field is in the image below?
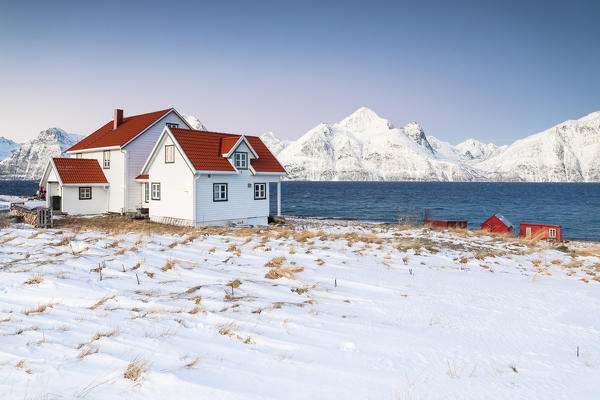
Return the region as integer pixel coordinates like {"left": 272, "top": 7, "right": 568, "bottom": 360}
{"left": 0, "top": 218, "right": 599, "bottom": 399}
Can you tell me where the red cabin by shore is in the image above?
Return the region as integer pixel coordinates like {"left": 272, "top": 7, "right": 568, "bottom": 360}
{"left": 424, "top": 219, "right": 467, "bottom": 229}
{"left": 519, "top": 223, "right": 562, "bottom": 242}
{"left": 481, "top": 213, "right": 514, "bottom": 234}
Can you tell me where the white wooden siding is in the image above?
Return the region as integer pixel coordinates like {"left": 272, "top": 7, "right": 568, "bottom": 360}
{"left": 194, "top": 170, "right": 278, "bottom": 226}
{"left": 124, "top": 111, "right": 188, "bottom": 212}
{"left": 74, "top": 150, "right": 125, "bottom": 213}
{"left": 146, "top": 134, "right": 195, "bottom": 224}
{"left": 61, "top": 186, "right": 108, "bottom": 215}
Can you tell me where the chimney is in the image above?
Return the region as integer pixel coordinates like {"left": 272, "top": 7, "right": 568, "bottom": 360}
{"left": 113, "top": 109, "right": 124, "bottom": 130}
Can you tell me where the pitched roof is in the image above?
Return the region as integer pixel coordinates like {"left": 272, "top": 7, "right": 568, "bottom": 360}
{"left": 67, "top": 108, "right": 173, "bottom": 152}
{"left": 53, "top": 158, "right": 108, "bottom": 184}
{"left": 494, "top": 213, "right": 514, "bottom": 228}
{"left": 169, "top": 128, "right": 286, "bottom": 173}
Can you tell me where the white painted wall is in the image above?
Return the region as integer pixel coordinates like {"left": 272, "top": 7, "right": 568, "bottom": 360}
{"left": 73, "top": 150, "right": 125, "bottom": 213}
{"left": 124, "top": 111, "right": 188, "bottom": 212}
{"left": 61, "top": 186, "right": 108, "bottom": 215}
{"left": 194, "top": 170, "right": 278, "bottom": 226}
{"left": 146, "top": 134, "right": 195, "bottom": 225}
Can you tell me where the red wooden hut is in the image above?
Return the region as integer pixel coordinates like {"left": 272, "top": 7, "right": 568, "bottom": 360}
{"left": 480, "top": 213, "right": 514, "bottom": 234}
{"left": 519, "top": 223, "right": 562, "bottom": 242}
{"left": 424, "top": 219, "right": 467, "bottom": 229}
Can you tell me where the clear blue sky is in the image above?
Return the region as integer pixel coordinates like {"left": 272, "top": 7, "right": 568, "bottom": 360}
{"left": 1, "top": 0, "right": 599, "bottom": 144}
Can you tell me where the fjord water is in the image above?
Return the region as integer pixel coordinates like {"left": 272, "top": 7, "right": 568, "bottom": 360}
{"left": 2, "top": 180, "right": 599, "bottom": 241}
{"left": 271, "top": 182, "right": 600, "bottom": 241}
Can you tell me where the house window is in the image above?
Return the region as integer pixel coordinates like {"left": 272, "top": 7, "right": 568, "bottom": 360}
{"left": 234, "top": 152, "right": 248, "bottom": 169}
{"left": 166, "top": 123, "right": 179, "bottom": 128}
{"left": 213, "top": 183, "right": 228, "bottom": 202}
{"left": 144, "top": 182, "right": 149, "bottom": 203}
{"left": 549, "top": 228, "right": 556, "bottom": 238}
{"left": 165, "top": 145, "right": 175, "bottom": 163}
{"left": 79, "top": 187, "right": 92, "bottom": 200}
{"left": 75, "top": 153, "right": 82, "bottom": 159}
{"left": 254, "top": 183, "right": 266, "bottom": 200}
{"left": 103, "top": 150, "right": 110, "bottom": 169}
{"left": 151, "top": 183, "right": 161, "bottom": 200}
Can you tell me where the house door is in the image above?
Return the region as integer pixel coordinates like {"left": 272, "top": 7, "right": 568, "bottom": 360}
{"left": 526, "top": 227, "right": 532, "bottom": 238}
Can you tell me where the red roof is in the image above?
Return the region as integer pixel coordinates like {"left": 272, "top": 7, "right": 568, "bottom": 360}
{"left": 67, "top": 108, "right": 173, "bottom": 152}
{"left": 136, "top": 174, "right": 149, "bottom": 180}
{"left": 169, "top": 128, "right": 286, "bottom": 173}
{"left": 53, "top": 158, "right": 108, "bottom": 184}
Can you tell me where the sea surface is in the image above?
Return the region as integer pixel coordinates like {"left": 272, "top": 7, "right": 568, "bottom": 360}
{"left": 2, "top": 180, "right": 599, "bottom": 241}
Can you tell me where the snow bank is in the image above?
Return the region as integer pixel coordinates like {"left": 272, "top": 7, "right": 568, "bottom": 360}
{"left": 0, "top": 219, "right": 598, "bottom": 399}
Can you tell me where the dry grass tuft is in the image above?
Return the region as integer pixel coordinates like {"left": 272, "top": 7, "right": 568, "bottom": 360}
{"left": 265, "top": 256, "right": 285, "bottom": 269}
{"left": 124, "top": 358, "right": 148, "bottom": 382}
{"left": 161, "top": 259, "right": 175, "bottom": 272}
{"left": 23, "top": 303, "right": 53, "bottom": 315}
{"left": 184, "top": 356, "right": 200, "bottom": 368}
{"left": 16, "top": 359, "right": 25, "bottom": 368}
{"left": 24, "top": 274, "right": 44, "bottom": 285}
{"left": 189, "top": 306, "right": 201, "bottom": 314}
{"left": 91, "top": 329, "right": 117, "bottom": 342}
{"left": 228, "top": 279, "right": 242, "bottom": 289}
{"left": 90, "top": 295, "right": 116, "bottom": 310}
{"left": 185, "top": 285, "right": 201, "bottom": 294}
{"left": 265, "top": 266, "right": 304, "bottom": 280}
{"left": 144, "top": 271, "right": 155, "bottom": 278}
{"left": 208, "top": 246, "right": 216, "bottom": 254}
{"left": 78, "top": 345, "right": 99, "bottom": 360}
{"left": 226, "top": 244, "right": 241, "bottom": 256}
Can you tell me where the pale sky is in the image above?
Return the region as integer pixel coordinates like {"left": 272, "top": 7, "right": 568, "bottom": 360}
{"left": 1, "top": 0, "right": 599, "bottom": 145}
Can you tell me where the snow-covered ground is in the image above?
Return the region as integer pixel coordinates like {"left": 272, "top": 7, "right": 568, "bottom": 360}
{"left": 0, "top": 217, "right": 599, "bottom": 399}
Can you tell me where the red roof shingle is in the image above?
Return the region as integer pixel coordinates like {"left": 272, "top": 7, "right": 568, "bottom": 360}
{"left": 136, "top": 174, "right": 149, "bottom": 180}
{"left": 53, "top": 158, "right": 108, "bottom": 184}
{"left": 169, "top": 128, "right": 286, "bottom": 173}
{"left": 67, "top": 108, "right": 173, "bottom": 152}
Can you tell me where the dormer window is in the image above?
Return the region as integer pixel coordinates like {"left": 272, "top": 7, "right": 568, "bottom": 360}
{"left": 166, "top": 123, "right": 179, "bottom": 128}
{"left": 234, "top": 152, "right": 248, "bottom": 169}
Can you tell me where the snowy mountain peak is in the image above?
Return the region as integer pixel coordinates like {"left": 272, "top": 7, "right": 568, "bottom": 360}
{"left": 182, "top": 114, "right": 207, "bottom": 131}
{"left": 0, "top": 127, "right": 83, "bottom": 180}
{"left": 335, "top": 107, "right": 394, "bottom": 132}
{"left": 0, "top": 136, "right": 21, "bottom": 161}
{"left": 260, "top": 131, "right": 290, "bottom": 155}
{"left": 402, "top": 122, "right": 434, "bottom": 153}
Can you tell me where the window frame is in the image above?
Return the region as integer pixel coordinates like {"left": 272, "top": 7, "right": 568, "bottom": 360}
{"left": 549, "top": 228, "right": 556, "bottom": 238}
{"left": 151, "top": 182, "right": 161, "bottom": 200}
{"left": 75, "top": 153, "right": 82, "bottom": 159}
{"left": 103, "top": 150, "right": 111, "bottom": 169}
{"left": 166, "top": 122, "right": 179, "bottom": 128}
{"left": 254, "top": 182, "right": 266, "bottom": 200}
{"left": 165, "top": 144, "right": 175, "bottom": 164}
{"left": 79, "top": 186, "right": 92, "bottom": 200}
{"left": 144, "top": 182, "right": 149, "bottom": 203}
{"left": 234, "top": 152, "right": 248, "bottom": 170}
{"left": 213, "top": 183, "right": 228, "bottom": 202}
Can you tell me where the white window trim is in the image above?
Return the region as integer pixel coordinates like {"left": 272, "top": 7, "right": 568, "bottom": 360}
{"left": 234, "top": 152, "right": 248, "bottom": 169}
{"left": 213, "top": 183, "right": 228, "bottom": 202}
{"left": 165, "top": 145, "right": 175, "bottom": 163}
{"left": 79, "top": 186, "right": 92, "bottom": 200}
{"left": 151, "top": 182, "right": 161, "bottom": 200}
{"left": 254, "top": 183, "right": 266, "bottom": 200}
{"left": 103, "top": 150, "right": 111, "bottom": 169}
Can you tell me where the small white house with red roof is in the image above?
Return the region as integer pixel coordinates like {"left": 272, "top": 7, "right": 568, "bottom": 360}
{"left": 138, "top": 126, "right": 286, "bottom": 226}
{"left": 40, "top": 108, "right": 286, "bottom": 226}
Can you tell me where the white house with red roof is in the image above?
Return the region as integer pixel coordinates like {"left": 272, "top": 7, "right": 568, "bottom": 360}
{"left": 138, "top": 126, "right": 286, "bottom": 226}
{"left": 40, "top": 108, "right": 286, "bottom": 226}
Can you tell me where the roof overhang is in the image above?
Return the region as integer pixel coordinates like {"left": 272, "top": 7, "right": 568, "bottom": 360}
{"left": 65, "top": 145, "right": 121, "bottom": 154}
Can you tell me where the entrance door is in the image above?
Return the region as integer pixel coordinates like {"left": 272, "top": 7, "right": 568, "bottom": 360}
{"left": 526, "top": 227, "right": 532, "bottom": 238}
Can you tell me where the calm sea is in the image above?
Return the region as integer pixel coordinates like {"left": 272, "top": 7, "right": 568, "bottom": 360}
{"left": 2, "top": 180, "right": 599, "bottom": 241}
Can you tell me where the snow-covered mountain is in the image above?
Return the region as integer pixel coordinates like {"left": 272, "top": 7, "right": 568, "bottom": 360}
{"left": 264, "top": 107, "right": 600, "bottom": 182}
{"left": 274, "top": 107, "right": 481, "bottom": 181}
{"left": 0, "top": 136, "right": 21, "bottom": 161}
{"left": 477, "top": 111, "right": 600, "bottom": 182}
{"left": 183, "top": 114, "right": 207, "bottom": 131}
{"left": 260, "top": 131, "right": 291, "bottom": 155}
{"left": 0, "top": 128, "right": 83, "bottom": 180}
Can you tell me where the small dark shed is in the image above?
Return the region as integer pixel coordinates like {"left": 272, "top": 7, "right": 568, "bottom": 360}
{"left": 480, "top": 213, "right": 514, "bottom": 234}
